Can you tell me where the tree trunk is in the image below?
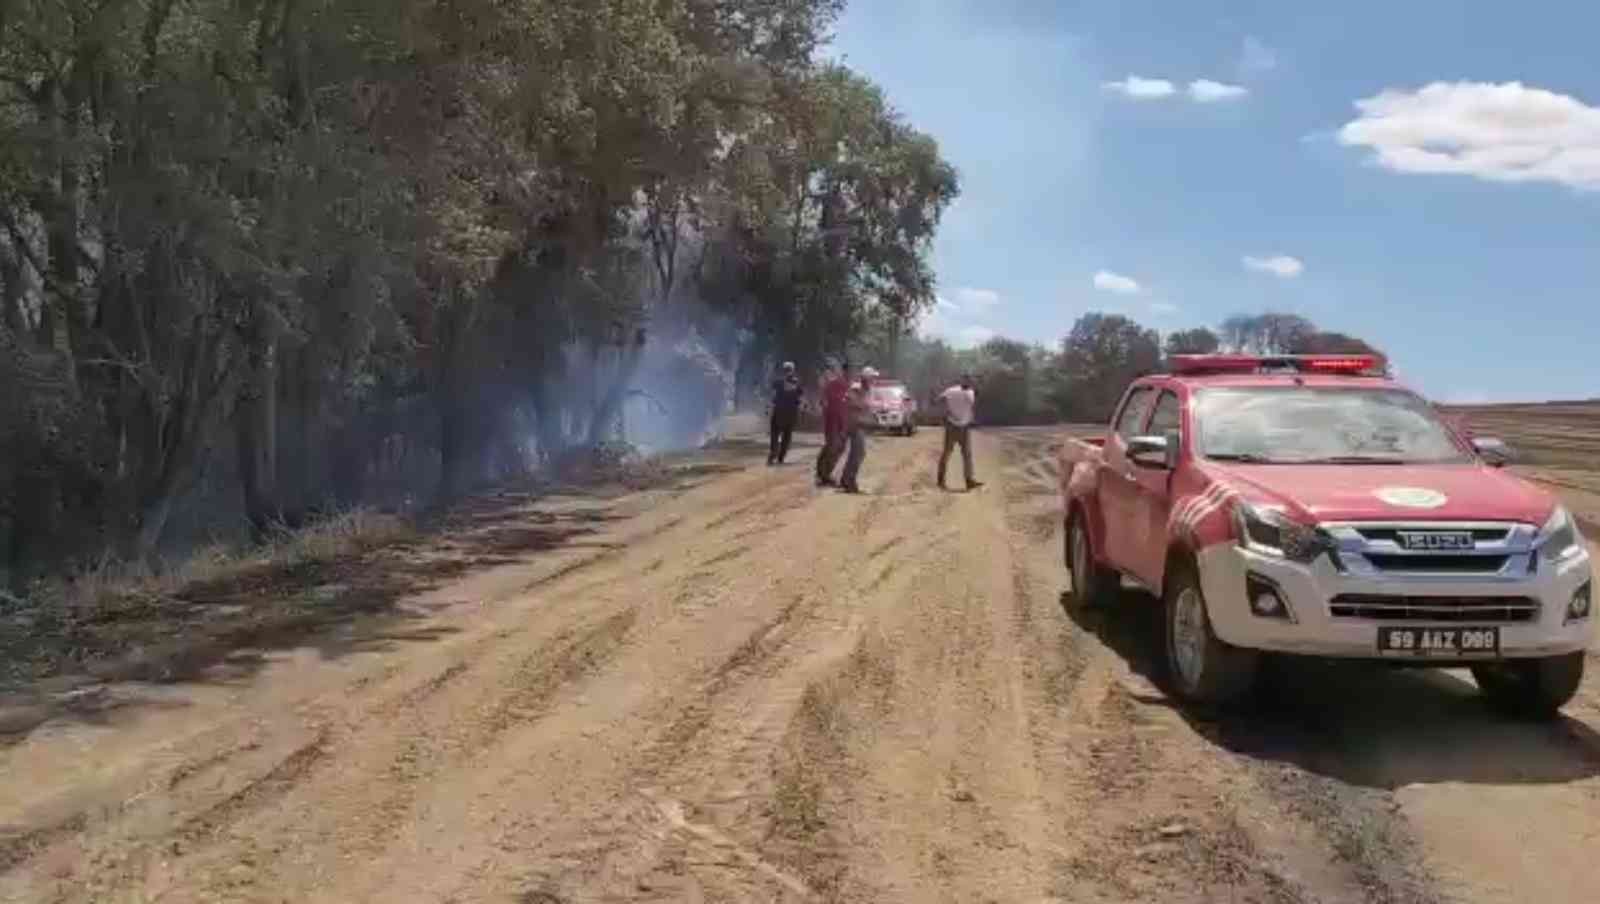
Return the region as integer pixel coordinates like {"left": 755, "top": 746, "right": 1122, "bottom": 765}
{"left": 436, "top": 381, "right": 481, "bottom": 506}
{"left": 42, "top": 68, "right": 84, "bottom": 387}
{"left": 0, "top": 249, "right": 23, "bottom": 334}
{"left": 131, "top": 314, "right": 237, "bottom": 562}
{"left": 888, "top": 315, "right": 902, "bottom": 376}
{"left": 587, "top": 329, "right": 648, "bottom": 446}
{"left": 528, "top": 379, "right": 565, "bottom": 466}
{"left": 432, "top": 289, "right": 482, "bottom": 507}
{"left": 235, "top": 303, "right": 279, "bottom": 538}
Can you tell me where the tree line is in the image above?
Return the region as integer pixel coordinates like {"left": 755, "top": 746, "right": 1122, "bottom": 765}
{"left": 0, "top": 0, "right": 959, "bottom": 585}
{"left": 853, "top": 310, "right": 1386, "bottom": 426}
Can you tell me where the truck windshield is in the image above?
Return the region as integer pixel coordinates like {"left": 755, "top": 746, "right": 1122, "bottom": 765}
{"left": 1194, "top": 387, "right": 1471, "bottom": 465}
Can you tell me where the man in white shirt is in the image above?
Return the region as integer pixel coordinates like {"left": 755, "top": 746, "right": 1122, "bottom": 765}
{"left": 937, "top": 373, "right": 982, "bottom": 491}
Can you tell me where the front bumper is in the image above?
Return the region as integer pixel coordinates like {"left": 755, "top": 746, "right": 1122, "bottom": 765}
{"left": 1198, "top": 543, "right": 1595, "bottom": 660}
{"left": 870, "top": 411, "right": 909, "bottom": 428}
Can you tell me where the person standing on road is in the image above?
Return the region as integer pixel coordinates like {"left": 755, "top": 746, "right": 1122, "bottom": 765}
{"left": 816, "top": 361, "right": 851, "bottom": 486}
{"left": 937, "top": 372, "right": 984, "bottom": 491}
{"left": 839, "top": 366, "right": 877, "bottom": 494}
{"left": 768, "top": 361, "right": 804, "bottom": 465}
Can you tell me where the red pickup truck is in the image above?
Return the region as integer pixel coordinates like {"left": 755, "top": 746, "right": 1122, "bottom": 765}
{"left": 1061, "top": 354, "right": 1593, "bottom": 716}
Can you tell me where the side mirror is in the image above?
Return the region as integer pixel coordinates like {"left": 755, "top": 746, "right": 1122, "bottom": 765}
{"left": 1128, "top": 434, "right": 1172, "bottom": 469}
{"left": 1472, "top": 436, "right": 1512, "bottom": 468}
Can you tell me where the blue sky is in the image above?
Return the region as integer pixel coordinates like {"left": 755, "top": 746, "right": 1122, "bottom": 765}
{"left": 827, "top": 0, "right": 1600, "bottom": 402}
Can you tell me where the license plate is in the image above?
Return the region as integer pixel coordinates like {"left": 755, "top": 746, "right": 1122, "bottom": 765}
{"left": 1377, "top": 626, "right": 1499, "bottom": 656}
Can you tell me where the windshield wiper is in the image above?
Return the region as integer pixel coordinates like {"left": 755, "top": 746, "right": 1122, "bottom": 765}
{"left": 1301, "top": 455, "right": 1408, "bottom": 465}
{"left": 1205, "top": 452, "right": 1273, "bottom": 463}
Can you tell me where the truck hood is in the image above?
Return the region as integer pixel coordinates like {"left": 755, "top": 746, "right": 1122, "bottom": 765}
{"left": 1206, "top": 462, "right": 1556, "bottom": 526}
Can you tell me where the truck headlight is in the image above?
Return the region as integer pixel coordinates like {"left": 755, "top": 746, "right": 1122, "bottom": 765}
{"left": 1537, "top": 506, "right": 1583, "bottom": 563}
{"left": 1569, "top": 582, "right": 1591, "bottom": 622}
{"left": 1234, "top": 503, "right": 1330, "bottom": 564}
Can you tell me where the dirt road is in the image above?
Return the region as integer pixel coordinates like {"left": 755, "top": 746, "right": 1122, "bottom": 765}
{"left": 5, "top": 427, "right": 1600, "bottom": 903}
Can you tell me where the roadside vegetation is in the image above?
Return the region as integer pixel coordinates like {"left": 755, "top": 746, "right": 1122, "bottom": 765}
{"left": 859, "top": 310, "right": 1387, "bottom": 426}
{"left": 0, "top": 0, "right": 960, "bottom": 590}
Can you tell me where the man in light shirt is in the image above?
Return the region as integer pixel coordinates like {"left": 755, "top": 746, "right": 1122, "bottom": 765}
{"left": 838, "top": 366, "right": 877, "bottom": 493}
{"left": 937, "top": 373, "right": 983, "bottom": 491}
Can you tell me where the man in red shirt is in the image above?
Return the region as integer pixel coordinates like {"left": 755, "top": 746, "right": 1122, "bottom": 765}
{"left": 815, "top": 360, "right": 851, "bottom": 487}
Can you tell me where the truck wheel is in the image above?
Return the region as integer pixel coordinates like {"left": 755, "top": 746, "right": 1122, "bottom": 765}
{"left": 1163, "top": 563, "right": 1258, "bottom": 707}
{"left": 1471, "top": 653, "right": 1584, "bottom": 720}
{"left": 1065, "top": 510, "right": 1118, "bottom": 609}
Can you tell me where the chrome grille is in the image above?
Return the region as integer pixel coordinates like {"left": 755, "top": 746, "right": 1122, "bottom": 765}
{"left": 1363, "top": 554, "right": 1510, "bottom": 574}
{"left": 1354, "top": 527, "right": 1510, "bottom": 544}
{"left": 1330, "top": 594, "right": 1538, "bottom": 623}
{"left": 1323, "top": 520, "right": 1535, "bottom": 580}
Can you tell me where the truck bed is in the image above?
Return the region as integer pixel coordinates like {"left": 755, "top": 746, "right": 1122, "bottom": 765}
{"left": 1060, "top": 433, "right": 1106, "bottom": 464}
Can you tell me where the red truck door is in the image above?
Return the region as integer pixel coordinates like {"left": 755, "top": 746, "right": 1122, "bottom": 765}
{"left": 1124, "top": 387, "right": 1183, "bottom": 589}
{"left": 1099, "top": 385, "right": 1158, "bottom": 573}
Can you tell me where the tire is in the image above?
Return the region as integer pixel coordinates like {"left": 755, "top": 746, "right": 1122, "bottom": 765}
{"left": 1162, "top": 561, "right": 1258, "bottom": 707}
{"left": 1471, "top": 653, "right": 1584, "bottom": 720}
{"left": 1065, "top": 509, "right": 1118, "bottom": 609}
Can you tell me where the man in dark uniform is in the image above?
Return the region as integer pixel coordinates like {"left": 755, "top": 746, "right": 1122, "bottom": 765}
{"left": 768, "top": 361, "right": 803, "bottom": 465}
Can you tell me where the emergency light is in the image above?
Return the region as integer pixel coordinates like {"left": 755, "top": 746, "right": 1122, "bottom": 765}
{"left": 1168, "top": 354, "right": 1382, "bottom": 377}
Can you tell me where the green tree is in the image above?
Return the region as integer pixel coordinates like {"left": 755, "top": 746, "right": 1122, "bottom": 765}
{"left": 1219, "top": 312, "right": 1317, "bottom": 354}
{"left": 1164, "top": 327, "right": 1221, "bottom": 356}
{"left": 1050, "top": 313, "right": 1162, "bottom": 422}
{"left": 0, "top": 0, "right": 957, "bottom": 580}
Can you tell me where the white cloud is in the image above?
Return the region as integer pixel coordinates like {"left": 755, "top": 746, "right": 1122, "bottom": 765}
{"left": 1103, "top": 76, "right": 1176, "bottom": 100}
{"left": 1105, "top": 75, "right": 1249, "bottom": 104}
{"left": 950, "top": 287, "right": 1001, "bottom": 309}
{"left": 1093, "top": 270, "right": 1143, "bottom": 294}
{"left": 1337, "top": 81, "right": 1600, "bottom": 190}
{"left": 1150, "top": 301, "right": 1180, "bottom": 315}
{"left": 919, "top": 304, "right": 993, "bottom": 349}
{"left": 1239, "top": 37, "right": 1278, "bottom": 76}
{"left": 1189, "top": 79, "right": 1248, "bottom": 103}
{"left": 958, "top": 325, "right": 996, "bottom": 346}
{"left": 1242, "top": 255, "right": 1305, "bottom": 278}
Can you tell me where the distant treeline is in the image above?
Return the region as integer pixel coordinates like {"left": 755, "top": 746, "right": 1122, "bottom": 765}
{"left": 845, "top": 310, "right": 1386, "bottom": 426}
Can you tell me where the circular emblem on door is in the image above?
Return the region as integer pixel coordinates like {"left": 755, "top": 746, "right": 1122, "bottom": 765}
{"left": 1373, "top": 486, "right": 1448, "bottom": 509}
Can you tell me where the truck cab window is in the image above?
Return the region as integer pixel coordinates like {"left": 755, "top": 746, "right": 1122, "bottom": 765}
{"left": 1114, "top": 387, "right": 1155, "bottom": 440}
{"left": 1147, "top": 390, "right": 1181, "bottom": 439}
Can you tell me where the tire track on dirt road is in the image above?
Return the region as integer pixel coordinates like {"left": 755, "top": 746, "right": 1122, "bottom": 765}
{"left": 0, "top": 447, "right": 845, "bottom": 902}
{"left": 9, "top": 425, "right": 1600, "bottom": 903}
{"left": 238, "top": 434, "right": 935, "bottom": 902}
{"left": 502, "top": 437, "right": 950, "bottom": 902}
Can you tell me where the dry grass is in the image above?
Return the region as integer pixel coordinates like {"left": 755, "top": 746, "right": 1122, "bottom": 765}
{"left": 28, "top": 509, "right": 414, "bottom": 624}
{"left": 0, "top": 509, "right": 416, "bottom": 696}
{"left": 1, "top": 439, "right": 736, "bottom": 718}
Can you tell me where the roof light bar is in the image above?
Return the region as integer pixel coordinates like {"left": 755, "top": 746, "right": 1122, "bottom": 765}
{"left": 1169, "top": 354, "right": 1382, "bottom": 376}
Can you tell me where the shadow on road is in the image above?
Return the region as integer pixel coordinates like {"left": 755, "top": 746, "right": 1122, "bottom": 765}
{"left": 1059, "top": 588, "right": 1600, "bottom": 791}
{"left": 0, "top": 457, "right": 756, "bottom": 746}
